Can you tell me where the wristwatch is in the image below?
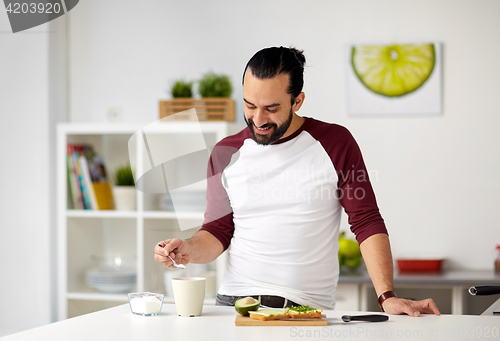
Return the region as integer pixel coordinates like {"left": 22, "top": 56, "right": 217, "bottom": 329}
{"left": 378, "top": 290, "right": 397, "bottom": 312}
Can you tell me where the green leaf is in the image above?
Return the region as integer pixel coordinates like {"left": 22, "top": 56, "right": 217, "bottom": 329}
{"left": 171, "top": 80, "right": 193, "bottom": 98}
{"left": 198, "top": 72, "right": 233, "bottom": 97}
{"left": 114, "top": 164, "right": 135, "bottom": 186}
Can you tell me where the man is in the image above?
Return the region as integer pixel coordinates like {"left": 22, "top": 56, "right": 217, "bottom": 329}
{"left": 155, "top": 46, "right": 440, "bottom": 316}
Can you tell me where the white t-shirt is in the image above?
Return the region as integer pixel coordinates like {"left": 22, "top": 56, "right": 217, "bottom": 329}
{"left": 201, "top": 117, "right": 387, "bottom": 309}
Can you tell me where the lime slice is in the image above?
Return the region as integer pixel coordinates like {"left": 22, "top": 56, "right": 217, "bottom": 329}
{"left": 351, "top": 43, "right": 435, "bottom": 97}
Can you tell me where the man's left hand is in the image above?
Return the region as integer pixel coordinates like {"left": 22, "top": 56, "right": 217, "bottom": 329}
{"left": 382, "top": 297, "right": 441, "bottom": 316}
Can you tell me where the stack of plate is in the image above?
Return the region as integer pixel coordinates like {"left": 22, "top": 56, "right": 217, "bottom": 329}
{"left": 159, "top": 190, "right": 206, "bottom": 212}
{"left": 86, "top": 268, "right": 137, "bottom": 293}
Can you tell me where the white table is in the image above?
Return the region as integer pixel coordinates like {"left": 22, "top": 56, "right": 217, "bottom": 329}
{"left": 2, "top": 304, "right": 499, "bottom": 341}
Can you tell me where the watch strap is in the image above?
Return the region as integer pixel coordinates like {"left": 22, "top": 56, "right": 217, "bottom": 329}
{"left": 378, "top": 290, "right": 397, "bottom": 312}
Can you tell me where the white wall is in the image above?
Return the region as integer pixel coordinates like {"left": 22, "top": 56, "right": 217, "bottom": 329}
{"left": 0, "top": 15, "right": 50, "bottom": 338}
{"left": 0, "top": 7, "right": 67, "bottom": 337}
{"left": 68, "top": 0, "right": 500, "bottom": 270}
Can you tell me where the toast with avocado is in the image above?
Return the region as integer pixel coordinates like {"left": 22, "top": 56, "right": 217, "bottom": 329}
{"left": 285, "top": 305, "right": 323, "bottom": 319}
{"left": 246, "top": 304, "right": 323, "bottom": 321}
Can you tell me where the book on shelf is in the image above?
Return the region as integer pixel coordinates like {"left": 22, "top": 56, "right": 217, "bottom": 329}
{"left": 66, "top": 144, "right": 84, "bottom": 210}
{"left": 66, "top": 143, "right": 114, "bottom": 210}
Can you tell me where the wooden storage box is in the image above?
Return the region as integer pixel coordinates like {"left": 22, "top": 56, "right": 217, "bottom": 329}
{"left": 159, "top": 98, "right": 235, "bottom": 121}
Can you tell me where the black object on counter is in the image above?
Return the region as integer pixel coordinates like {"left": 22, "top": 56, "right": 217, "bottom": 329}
{"left": 468, "top": 286, "right": 500, "bottom": 296}
{"left": 341, "top": 314, "right": 389, "bottom": 322}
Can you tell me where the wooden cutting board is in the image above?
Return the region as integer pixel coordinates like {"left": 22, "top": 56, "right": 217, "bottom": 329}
{"left": 235, "top": 314, "right": 328, "bottom": 326}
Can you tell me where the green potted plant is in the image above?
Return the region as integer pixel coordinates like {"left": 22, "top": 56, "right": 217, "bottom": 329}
{"left": 170, "top": 80, "right": 194, "bottom": 98}
{"left": 198, "top": 72, "right": 233, "bottom": 97}
{"left": 113, "top": 164, "right": 136, "bottom": 211}
{"left": 159, "top": 72, "right": 235, "bottom": 121}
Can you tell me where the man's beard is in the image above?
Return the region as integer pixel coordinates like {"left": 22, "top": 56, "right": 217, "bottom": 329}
{"left": 245, "top": 109, "right": 294, "bottom": 146}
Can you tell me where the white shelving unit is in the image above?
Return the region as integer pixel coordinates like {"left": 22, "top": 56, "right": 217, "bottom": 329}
{"left": 57, "top": 122, "right": 238, "bottom": 320}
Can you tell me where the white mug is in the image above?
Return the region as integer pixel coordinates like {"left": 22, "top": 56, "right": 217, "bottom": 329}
{"left": 164, "top": 269, "right": 186, "bottom": 297}
{"left": 171, "top": 277, "right": 206, "bottom": 317}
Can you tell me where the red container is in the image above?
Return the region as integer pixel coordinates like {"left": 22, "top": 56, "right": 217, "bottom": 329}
{"left": 397, "top": 259, "right": 443, "bottom": 272}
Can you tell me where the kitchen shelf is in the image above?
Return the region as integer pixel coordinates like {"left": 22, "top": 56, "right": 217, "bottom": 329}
{"left": 66, "top": 210, "right": 139, "bottom": 218}
{"left": 66, "top": 210, "right": 205, "bottom": 219}
{"left": 67, "top": 292, "right": 130, "bottom": 302}
{"left": 142, "top": 211, "right": 205, "bottom": 219}
{"left": 57, "top": 122, "right": 238, "bottom": 320}
{"left": 66, "top": 292, "right": 216, "bottom": 306}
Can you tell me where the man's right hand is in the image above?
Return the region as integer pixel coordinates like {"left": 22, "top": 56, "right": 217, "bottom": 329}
{"left": 154, "top": 238, "right": 191, "bottom": 269}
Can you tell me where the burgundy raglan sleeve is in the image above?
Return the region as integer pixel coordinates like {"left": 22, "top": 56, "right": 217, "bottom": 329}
{"left": 311, "top": 122, "right": 388, "bottom": 244}
{"left": 199, "top": 138, "right": 243, "bottom": 251}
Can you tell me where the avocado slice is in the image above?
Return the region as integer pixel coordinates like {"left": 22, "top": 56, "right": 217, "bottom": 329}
{"left": 234, "top": 297, "right": 260, "bottom": 316}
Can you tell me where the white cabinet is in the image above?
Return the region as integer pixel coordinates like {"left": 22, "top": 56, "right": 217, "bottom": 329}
{"left": 57, "top": 122, "right": 239, "bottom": 319}
{"left": 335, "top": 283, "right": 360, "bottom": 311}
{"left": 338, "top": 270, "right": 500, "bottom": 315}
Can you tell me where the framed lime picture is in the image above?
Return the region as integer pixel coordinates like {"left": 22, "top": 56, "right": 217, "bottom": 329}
{"left": 346, "top": 42, "right": 442, "bottom": 116}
